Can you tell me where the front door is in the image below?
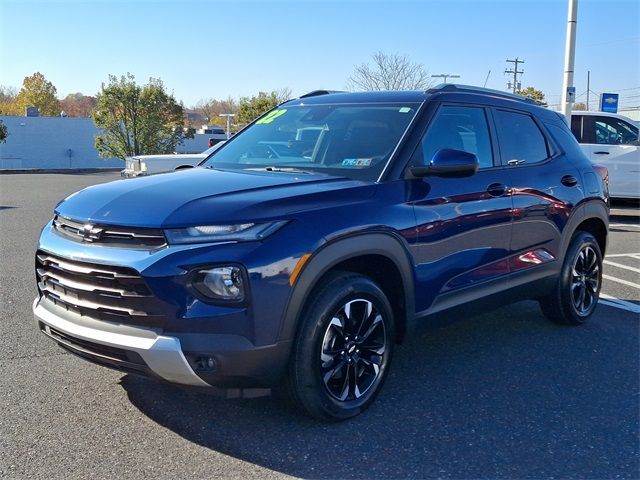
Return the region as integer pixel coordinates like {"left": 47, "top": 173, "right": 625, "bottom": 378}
{"left": 407, "top": 104, "right": 514, "bottom": 314}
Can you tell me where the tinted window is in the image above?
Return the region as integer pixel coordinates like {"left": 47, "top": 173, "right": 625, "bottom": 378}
{"left": 201, "top": 104, "right": 419, "bottom": 181}
{"left": 494, "top": 110, "right": 548, "bottom": 164}
{"left": 417, "top": 106, "right": 493, "bottom": 168}
{"left": 592, "top": 116, "right": 639, "bottom": 145}
{"left": 571, "top": 114, "right": 583, "bottom": 142}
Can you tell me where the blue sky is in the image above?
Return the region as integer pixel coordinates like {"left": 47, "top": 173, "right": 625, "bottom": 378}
{"left": 1, "top": 0, "right": 638, "bottom": 110}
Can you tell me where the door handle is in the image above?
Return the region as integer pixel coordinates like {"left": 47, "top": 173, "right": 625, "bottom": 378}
{"left": 593, "top": 151, "right": 610, "bottom": 155}
{"left": 561, "top": 175, "right": 578, "bottom": 187}
{"left": 487, "top": 183, "right": 508, "bottom": 197}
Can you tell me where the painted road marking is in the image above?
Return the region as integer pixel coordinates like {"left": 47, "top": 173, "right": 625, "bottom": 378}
{"left": 602, "top": 274, "right": 640, "bottom": 289}
{"left": 605, "top": 253, "right": 640, "bottom": 258}
{"left": 599, "top": 293, "right": 640, "bottom": 314}
{"left": 603, "top": 260, "right": 640, "bottom": 274}
{"left": 609, "top": 223, "right": 640, "bottom": 229}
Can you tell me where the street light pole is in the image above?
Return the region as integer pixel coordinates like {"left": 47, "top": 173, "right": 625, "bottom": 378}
{"left": 219, "top": 113, "right": 236, "bottom": 139}
{"left": 561, "top": 0, "right": 578, "bottom": 122}
{"left": 431, "top": 74, "right": 460, "bottom": 84}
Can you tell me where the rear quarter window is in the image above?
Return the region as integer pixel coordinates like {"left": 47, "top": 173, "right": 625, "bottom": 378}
{"left": 494, "top": 110, "right": 549, "bottom": 164}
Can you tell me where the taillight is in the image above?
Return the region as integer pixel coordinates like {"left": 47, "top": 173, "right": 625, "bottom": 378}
{"left": 593, "top": 164, "right": 608, "bottom": 184}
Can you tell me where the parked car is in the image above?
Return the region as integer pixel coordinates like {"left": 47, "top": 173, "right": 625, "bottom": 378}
{"left": 121, "top": 142, "right": 225, "bottom": 178}
{"left": 570, "top": 111, "right": 639, "bottom": 199}
{"left": 34, "top": 85, "right": 608, "bottom": 420}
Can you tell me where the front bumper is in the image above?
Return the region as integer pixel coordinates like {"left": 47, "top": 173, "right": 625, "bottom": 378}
{"left": 34, "top": 297, "right": 209, "bottom": 386}
{"left": 120, "top": 169, "right": 147, "bottom": 178}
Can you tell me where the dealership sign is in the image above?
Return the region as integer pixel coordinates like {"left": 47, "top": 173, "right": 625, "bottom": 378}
{"left": 600, "top": 93, "right": 619, "bottom": 113}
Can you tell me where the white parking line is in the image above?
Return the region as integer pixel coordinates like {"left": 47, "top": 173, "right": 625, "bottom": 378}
{"left": 609, "top": 223, "right": 640, "bottom": 229}
{"left": 603, "top": 260, "right": 640, "bottom": 274}
{"left": 602, "top": 274, "right": 640, "bottom": 289}
{"left": 599, "top": 293, "right": 640, "bottom": 314}
{"left": 606, "top": 253, "right": 640, "bottom": 258}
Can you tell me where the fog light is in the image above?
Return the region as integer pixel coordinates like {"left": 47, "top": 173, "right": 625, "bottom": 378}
{"left": 195, "top": 356, "right": 217, "bottom": 371}
{"left": 191, "top": 266, "right": 246, "bottom": 303}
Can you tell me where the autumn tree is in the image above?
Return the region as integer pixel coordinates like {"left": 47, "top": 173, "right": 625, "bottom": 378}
{"left": 0, "top": 120, "right": 7, "bottom": 143}
{"left": 193, "top": 96, "right": 238, "bottom": 126}
{"left": 60, "top": 93, "right": 97, "bottom": 117}
{"left": 236, "top": 91, "right": 282, "bottom": 126}
{"left": 0, "top": 86, "right": 19, "bottom": 115}
{"left": 92, "top": 73, "right": 192, "bottom": 159}
{"left": 15, "top": 72, "right": 61, "bottom": 116}
{"left": 517, "top": 86, "right": 546, "bottom": 106}
{"left": 573, "top": 102, "right": 587, "bottom": 111}
{"left": 347, "top": 52, "right": 433, "bottom": 91}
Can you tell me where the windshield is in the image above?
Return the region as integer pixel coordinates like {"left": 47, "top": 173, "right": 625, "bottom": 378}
{"left": 201, "top": 103, "right": 420, "bottom": 181}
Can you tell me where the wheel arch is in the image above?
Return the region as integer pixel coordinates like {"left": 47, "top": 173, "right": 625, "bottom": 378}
{"left": 572, "top": 200, "right": 609, "bottom": 257}
{"left": 279, "top": 233, "right": 416, "bottom": 344}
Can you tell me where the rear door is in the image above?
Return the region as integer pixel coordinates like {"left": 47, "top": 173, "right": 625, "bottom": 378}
{"left": 581, "top": 115, "right": 639, "bottom": 198}
{"left": 496, "top": 108, "right": 584, "bottom": 285}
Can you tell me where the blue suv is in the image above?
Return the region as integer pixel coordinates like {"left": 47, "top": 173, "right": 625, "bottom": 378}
{"left": 34, "top": 85, "right": 609, "bottom": 420}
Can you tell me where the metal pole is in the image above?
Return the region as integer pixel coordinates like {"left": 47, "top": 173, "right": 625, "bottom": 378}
{"left": 586, "top": 70, "right": 590, "bottom": 110}
{"left": 561, "top": 0, "right": 578, "bottom": 121}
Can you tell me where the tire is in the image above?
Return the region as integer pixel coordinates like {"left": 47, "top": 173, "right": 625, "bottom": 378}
{"left": 540, "top": 231, "right": 602, "bottom": 325}
{"left": 286, "top": 272, "right": 395, "bottom": 421}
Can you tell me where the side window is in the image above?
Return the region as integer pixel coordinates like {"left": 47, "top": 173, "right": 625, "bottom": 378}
{"left": 416, "top": 106, "right": 494, "bottom": 168}
{"left": 494, "top": 110, "right": 549, "bottom": 164}
{"left": 592, "top": 116, "right": 639, "bottom": 145}
{"left": 570, "top": 115, "right": 583, "bottom": 142}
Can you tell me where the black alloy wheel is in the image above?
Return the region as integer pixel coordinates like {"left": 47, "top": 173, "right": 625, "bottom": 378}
{"left": 287, "top": 272, "right": 395, "bottom": 420}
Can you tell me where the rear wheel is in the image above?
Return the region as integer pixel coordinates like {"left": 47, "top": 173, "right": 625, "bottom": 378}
{"left": 287, "top": 273, "right": 395, "bottom": 421}
{"left": 540, "top": 231, "right": 602, "bottom": 325}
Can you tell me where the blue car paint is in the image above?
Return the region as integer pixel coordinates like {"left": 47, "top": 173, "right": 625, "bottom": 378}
{"left": 35, "top": 87, "right": 608, "bottom": 389}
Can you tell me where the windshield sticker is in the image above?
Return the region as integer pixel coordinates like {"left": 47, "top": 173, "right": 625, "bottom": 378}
{"left": 399, "top": 107, "right": 412, "bottom": 113}
{"left": 256, "top": 109, "right": 288, "bottom": 124}
{"left": 342, "top": 158, "right": 372, "bottom": 167}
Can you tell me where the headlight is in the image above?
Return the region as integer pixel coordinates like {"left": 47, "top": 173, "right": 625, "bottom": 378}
{"left": 191, "top": 266, "right": 246, "bottom": 303}
{"left": 164, "top": 221, "right": 287, "bottom": 245}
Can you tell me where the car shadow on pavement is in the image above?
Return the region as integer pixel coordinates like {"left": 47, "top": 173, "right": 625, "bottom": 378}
{"left": 120, "top": 300, "right": 639, "bottom": 479}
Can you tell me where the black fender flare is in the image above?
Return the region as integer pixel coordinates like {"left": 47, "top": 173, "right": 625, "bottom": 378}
{"left": 559, "top": 199, "right": 609, "bottom": 261}
{"left": 278, "top": 233, "right": 416, "bottom": 342}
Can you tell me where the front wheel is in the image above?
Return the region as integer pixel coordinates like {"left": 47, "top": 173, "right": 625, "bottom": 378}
{"left": 287, "top": 273, "right": 395, "bottom": 421}
{"left": 540, "top": 231, "right": 602, "bottom": 325}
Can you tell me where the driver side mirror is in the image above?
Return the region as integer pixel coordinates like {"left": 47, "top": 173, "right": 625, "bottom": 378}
{"left": 409, "top": 148, "right": 480, "bottom": 178}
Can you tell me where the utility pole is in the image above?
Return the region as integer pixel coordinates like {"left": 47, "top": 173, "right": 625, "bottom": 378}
{"left": 219, "top": 113, "right": 236, "bottom": 139}
{"left": 561, "top": 0, "right": 578, "bottom": 121}
{"left": 505, "top": 58, "right": 524, "bottom": 93}
{"left": 586, "top": 70, "right": 590, "bottom": 110}
{"left": 431, "top": 73, "right": 460, "bottom": 84}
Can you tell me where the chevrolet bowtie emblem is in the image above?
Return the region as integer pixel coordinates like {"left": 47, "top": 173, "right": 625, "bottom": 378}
{"left": 78, "top": 223, "right": 104, "bottom": 242}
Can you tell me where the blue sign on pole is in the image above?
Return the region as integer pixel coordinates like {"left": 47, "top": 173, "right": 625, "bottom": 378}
{"left": 600, "top": 93, "right": 619, "bottom": 113}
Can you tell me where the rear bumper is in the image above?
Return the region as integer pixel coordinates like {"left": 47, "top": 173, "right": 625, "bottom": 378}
{"left": 120, "top": 169, "right": 146, "bottom": 178}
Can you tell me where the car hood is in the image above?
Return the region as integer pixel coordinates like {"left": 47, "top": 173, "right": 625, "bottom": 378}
{"left": 56, "top": 167, "right": 375, "bottom": 228}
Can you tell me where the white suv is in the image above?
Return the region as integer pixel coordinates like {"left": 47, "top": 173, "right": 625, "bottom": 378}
{"left": 571, "top": 111, "right": 639, "bottom": 199}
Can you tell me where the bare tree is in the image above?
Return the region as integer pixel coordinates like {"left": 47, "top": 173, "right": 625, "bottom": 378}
{"left": 193, "top": 96, "right": 239, "bottom": 124}
{"left": 274, "top": 87, "right": 293, "bottom": 103}
{"left": 347, "top": 52, "right": 433, "bottom": 91}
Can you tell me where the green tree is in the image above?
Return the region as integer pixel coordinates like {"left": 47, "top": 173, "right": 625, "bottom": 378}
{"left": 92, "top": 73, "right": 192, "bottom": 159}
{"left": 236, "top": 91, "right": 280, "bottom": 126}
{"left": 517, "top": 86, "right": 546, "bottom": 106}
{"left": 15, "top": 72, "right": 61, "bottom": 116}
{"left": 0, "top": 120, "right": 7, "bottom": 143}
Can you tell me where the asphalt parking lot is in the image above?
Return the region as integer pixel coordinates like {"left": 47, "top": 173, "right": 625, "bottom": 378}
{"left": 0, "top": 172, "right": 638, "bottom": 479}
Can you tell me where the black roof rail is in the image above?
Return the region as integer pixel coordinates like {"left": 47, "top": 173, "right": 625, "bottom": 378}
{"left": 426, "top": 83, "right": 538, "bottom": 105}
{"left": 298, "top": 90, "right": 346, "bottom": 99}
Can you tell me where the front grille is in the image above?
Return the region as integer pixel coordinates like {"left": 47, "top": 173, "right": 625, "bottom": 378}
{"left": 36, "top": 251, "right": 169, "bottom": 328}
{"left": 53, "top": 215, "right": 167, "bottom": 250}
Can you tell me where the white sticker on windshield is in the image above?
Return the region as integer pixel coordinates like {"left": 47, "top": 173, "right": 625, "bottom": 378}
{"left": 399, "top": 107, "right": 412, "bottom": 113}
{"left": 342, "top": 158, "right": 372, "bottom": 167}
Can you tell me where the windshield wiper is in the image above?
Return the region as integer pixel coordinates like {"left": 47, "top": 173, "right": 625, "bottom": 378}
{"left": 249, "top": 166, "right": 317, "bottom": 175}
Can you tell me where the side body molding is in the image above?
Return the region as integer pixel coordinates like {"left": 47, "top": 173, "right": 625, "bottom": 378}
{"left": 278, "top": 233, "right": 416, "bottom": 343}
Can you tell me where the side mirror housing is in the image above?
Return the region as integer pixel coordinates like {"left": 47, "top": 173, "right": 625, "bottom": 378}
{"left": 409, "top": 148, "right": 479, "bottom": 178}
